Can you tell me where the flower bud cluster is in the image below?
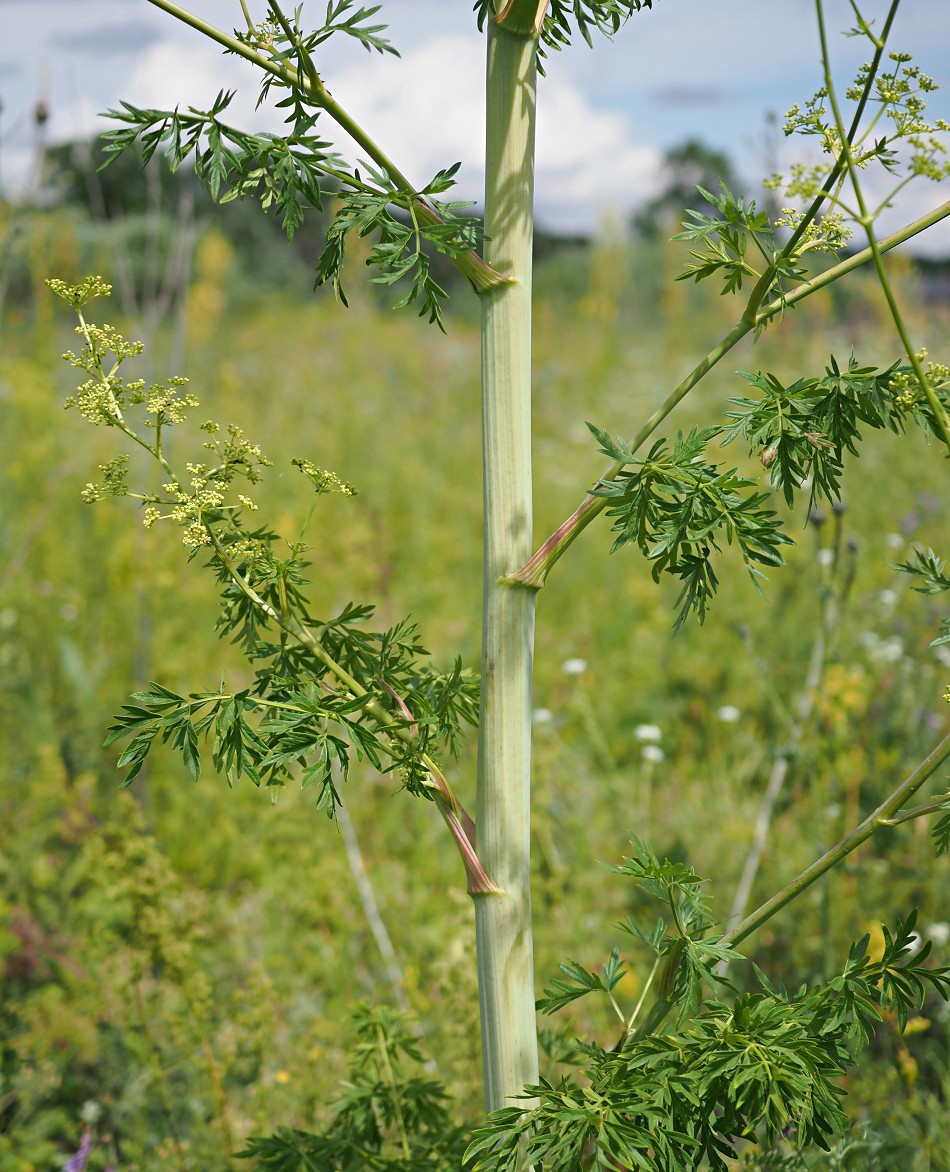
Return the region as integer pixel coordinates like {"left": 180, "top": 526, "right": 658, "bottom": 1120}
{"left": 889, "top": 350, "right": 950, "bottom": 409}
{"left": 139, "top": 376, "right": 199, "bottom": 425}
{"left": 774, "top": 204, "right": 851, "bottom": 253}
{"left": 203, "top": 423, "right": 273, "bottom": 485}
{"left": 51, "top": 274, "right": 355, "bottom": 553}
{"left": 292, "top": 458, "right": 355, "bottom": 496}
{"left": 45, "top": 274, "right": 112, "bottom": 308}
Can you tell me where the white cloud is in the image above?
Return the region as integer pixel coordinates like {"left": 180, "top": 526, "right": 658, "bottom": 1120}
{"left": 535, "top": 78, "right": 659, "bottom": 232}
{"left": 328, "top": 35, "right": 486, "bottom": 190}
{"left": 6, "top": 0, "right": 946, "bottom": 248}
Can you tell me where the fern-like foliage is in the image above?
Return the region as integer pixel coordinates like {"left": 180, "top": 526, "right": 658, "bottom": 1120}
{"left": 101, "top": 93, "right": 481, "bottom": 330}
{"left": 895, "top": 546, "right": 950, "bottom": 648}
{"left": 48, "top": 277, "right": 480, "bottom": 815}
{"left": 469, "top": 887, "right": 950, "bottom": 1172}
{"left": 722, "top": 352, "right": 950, "bottom": 509}
{"left": 588, "top": 424, "right": 792, "bottom": 629}
{"left": 589, "top": 350, "right": 950, "bottom": 628}
{"left": 933, "top": 802, "right": 950, "bottom": 857}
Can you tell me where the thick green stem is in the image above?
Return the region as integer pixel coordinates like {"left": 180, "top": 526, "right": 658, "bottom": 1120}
{"left": 509, "top": 198, "right": 950, "bottom": 589}
{"left": 473, "top": 18, "right": 540, "bottom": 1116}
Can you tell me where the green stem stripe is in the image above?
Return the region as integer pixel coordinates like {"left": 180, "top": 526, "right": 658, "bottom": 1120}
{"left": 508, "top": 198, "right": 950, "bottom": 589}
{"left": 474, "top": 15, "right": 541, "bottom": 1117}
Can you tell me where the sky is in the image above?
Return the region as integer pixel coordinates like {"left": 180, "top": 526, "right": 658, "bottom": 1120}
{"left": 2, "top": 0, "right": 950, "bottom": 251}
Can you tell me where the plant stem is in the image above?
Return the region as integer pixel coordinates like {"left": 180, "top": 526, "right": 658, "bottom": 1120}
{"left": 376, "top": 1018, "right": 412, "bottom": 1160}
{"left": 723, "top": 563, "right": 836, "bottom": 941}
{"left": 473, "top": 16, "right": 540, "bottom": 1117}
{"left": 509, "top": 198, "right": 950, "bottom": 589}
{"left": 337, "top": 801, "right": 411, "bottom": 1014}
{"left": 725, "top": 729, "right": 950, "bottom": 949}
{"left": 632, "top": 729, "right": 950, "bottom": 1043}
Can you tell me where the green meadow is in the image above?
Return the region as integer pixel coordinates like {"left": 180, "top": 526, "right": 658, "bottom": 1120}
{"left": 2, "top": 197, "right": 949, "bottom": 1168}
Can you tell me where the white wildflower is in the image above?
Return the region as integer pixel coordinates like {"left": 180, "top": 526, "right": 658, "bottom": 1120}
{"left": 926, "top": 922, "right": 950, "bottom": 947}
{"left": 561, "top": 657, "right": 587, "bottom": 676}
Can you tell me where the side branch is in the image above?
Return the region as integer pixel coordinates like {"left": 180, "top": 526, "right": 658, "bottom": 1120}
{"left": 210, "top": 535, "right": 499, "bottom": 895}
{"left": 630, "top": 730, "right": 950, "bottom": 1043}
{"left": 508, "top": 198, "right": 950, "bottom": 589}
{"left": 724, "top": 730, "right": 950, "bottom": 949}
{"left": 144, "top": 0, "right": 510, "bottom": 295}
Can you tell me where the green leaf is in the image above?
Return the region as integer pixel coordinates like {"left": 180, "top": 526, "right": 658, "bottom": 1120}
{"left": 537, "top": 954, "right": 624, "bottom": 1015}
{"left": 590, "top": 427, "right": 792, "bottom": 627}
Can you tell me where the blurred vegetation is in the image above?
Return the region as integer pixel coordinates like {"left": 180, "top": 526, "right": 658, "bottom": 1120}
{"left": 1, "top": 137, "right": 949, "bottom": 1168}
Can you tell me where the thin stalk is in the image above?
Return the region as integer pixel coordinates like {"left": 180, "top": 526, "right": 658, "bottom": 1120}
{"left": 473, "top": 17, "right": 540, "bottom": 1116}
{"left": 509, "top": 198, "right": 950, "bottom": 589}
{"left": 719, "top": 609, "right": 829, "bottom": 961}
{"left": 376, "top": 1019, "right": 412, "bottom": 1161}
{"left": 630, "top": 729, "right": 950, "bottom": 1043}
{"left": 337, "top": 800, "right": 412, "bottom": 1015}
{"left": 507, "top": 319, "right": 748, "bottom": 588}
{"left": 134, "top": 981, "right": 189, "bottom": 1171}
{"left": 721, "top": 523, "right": 857, "bottom": 949}
{"left": 144, "top": 0, "right": 508, "bottom": 295}
{"left": 725, "top": 729, "right": 950, "bottom": 949}
{"left": 880, "top": 796, "right": 949, "bottom": 826}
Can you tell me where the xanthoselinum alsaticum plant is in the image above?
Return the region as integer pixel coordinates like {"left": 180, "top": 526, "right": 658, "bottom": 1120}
{"left": 47, "top": 0, "right": 950, "bottom": 1166}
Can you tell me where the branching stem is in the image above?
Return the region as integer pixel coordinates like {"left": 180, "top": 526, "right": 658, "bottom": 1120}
{"left": 143, "top": 0, "right": 509, "bottom": 294}
{"left": 632, "top": 730, "right": 950, "bottom": 1042}
{"left": 724, "top": 730, "right": 950, "bottom": 950}
{"left": 509, "top": 199, "right": 950, "bottom": 589}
